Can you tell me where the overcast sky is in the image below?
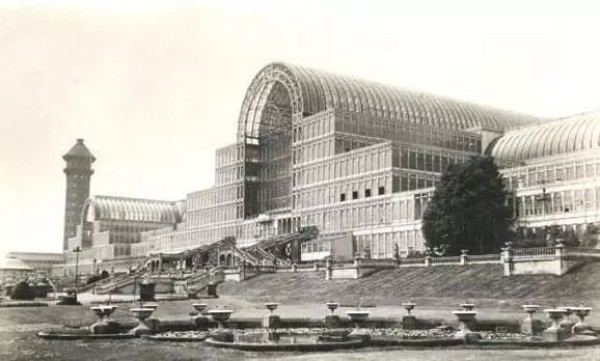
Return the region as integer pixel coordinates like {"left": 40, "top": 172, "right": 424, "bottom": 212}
{"left": 1, "top": 0, "right": 600, "bottom": 256}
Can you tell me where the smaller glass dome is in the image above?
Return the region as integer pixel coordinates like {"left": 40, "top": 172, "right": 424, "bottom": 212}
{"left": 487, "top": 111, "right": 600, "bottom": 161}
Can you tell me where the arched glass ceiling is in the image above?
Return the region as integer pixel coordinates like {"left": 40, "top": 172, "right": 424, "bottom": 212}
{"left": 487, "top": 111, "right": 600, "bottom": 161}
{"left": 238, "top": 63, "right": 539, "bottom": 140}
{"left": 83, "top": 196, "right": 183, "bottom": 224}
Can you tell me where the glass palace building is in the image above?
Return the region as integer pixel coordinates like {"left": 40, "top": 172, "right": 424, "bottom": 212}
{"left": 62, "top": 63, "right": 600, "bottom": 273}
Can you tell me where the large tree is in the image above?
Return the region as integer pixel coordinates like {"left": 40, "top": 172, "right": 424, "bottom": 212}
{"left": 422, "top": 155, "right": 512, "bottom": 255}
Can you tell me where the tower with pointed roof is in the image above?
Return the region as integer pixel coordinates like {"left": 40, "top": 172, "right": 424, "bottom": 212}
{"left": 63, "top": 139, "right": 95, "bottom": 251}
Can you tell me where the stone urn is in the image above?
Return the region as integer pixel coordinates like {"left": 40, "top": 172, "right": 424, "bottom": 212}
{"left": 91, "top": 305, "right": 117, "bottom": 320}
{"left": 90, "top": 305, "right": 118, "bottom": 334}
{"left": 207, "top": 309, "right": 234, "bottom": 330}
{"left": 459, "top": 302, "right": 475, "bottom": 311}
{"left": 207, "top": 309, "right": 235, "bottom": 342}
{"left": 141, "top": 302, "right": 159, "bottom": 311}
{"left": 557, "top": 306, "right": 575, "bottom": 332}
{"left": 571, "top": 307, "right": 595, "bottom": 335}
{"left": 129, "top": 308, "right": 155, "bottom": 336}
{"left": 543, "top": 308, "right": 568, "bottom": 341}
{"left": 191, "top": 303, "right": 210, "bottom": 330}
{"left": 452, "top": 310, "right": 479, "bottom": 340}
{"left": 402, "top": 302, "right": 417, "bottom": 315}
{"left": 325, "top": 302, "right": 339, "bottom": 315}
{"left": 521, "top": 304, "right": 540, "bottom": 334}
{"left": 265, "top": 302, "right": 279, "bottom": 314}
{"left": 522, "top": 304, "right": 540, "bottom": 315}
{"left": 191, "top": 303, "right": 208, "bottom": 315}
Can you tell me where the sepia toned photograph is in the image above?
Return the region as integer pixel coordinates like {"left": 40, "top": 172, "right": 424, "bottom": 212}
{"left": 1, "top": 0, "right": 600, "bottom": 360}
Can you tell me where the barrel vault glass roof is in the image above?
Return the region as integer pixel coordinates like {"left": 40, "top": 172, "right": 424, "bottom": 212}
{"left": 238, "top": 63, "right": 539, "bottom": 139}
{"left": 487, "top": 111, "right": 600, "bottom": 162}
{"left": 84, "top": 196, "right": 183, "bottom": 224}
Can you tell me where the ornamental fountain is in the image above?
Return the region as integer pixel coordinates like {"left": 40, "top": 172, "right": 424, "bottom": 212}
{"left": 90, "top": 305, "right": 118, "bottom": 334}
{"left": 452, "top": 310, "right": 479, "bottom": 340}
{"left": 542, "top": 308, "right": 568, "bottom": 341}
{"left": 207, "top": 307, "right": 235, "bottom": 342}
{"left": 571, "top": 306, "right": 595, "bottom": 335}
{"left": 129, "top": 307, "right": 155, "bottom": 336}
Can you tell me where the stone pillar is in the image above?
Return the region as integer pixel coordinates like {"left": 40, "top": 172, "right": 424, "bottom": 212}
{"left": 502, "top": 242, "right": 513, "bottom": 276}
{"left": 262, "top": 314, "right": 281, "bottom": 329}
{"left": 424, "top": 255, "right": 432, "bottom": 267}
{"left": 554, "top": 241, "right": 565, "bottom": 275}
{"left": 325, "top": 257, "right": 332, "bottom": 280}
{"left": 291, "top": 263, "right": 297, "bottom": 273}
{"left": 402, "top": 315, "right": 418, "bottom": 330}
{"left": 460, "top": 249, "right": 468, "bottom": 266}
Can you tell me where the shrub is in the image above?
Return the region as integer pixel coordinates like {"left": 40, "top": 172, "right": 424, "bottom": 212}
{"left": 10, "top": 281, "right": 35, "bottom": 300}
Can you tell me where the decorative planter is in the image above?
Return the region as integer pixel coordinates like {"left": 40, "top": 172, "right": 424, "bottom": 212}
{"left": 459, "top": 303, "right": 475, "bottom": 311}
{"left": 192, "top": 303, "right": 208, "bottom": 315}
{"left": 557, "top": 306, "right": 575, "bottom": 331}
{"left": 521, "top": 304, "right": 540, "bottom": 334}
{"left": 325, "top": 302, "right": 339, "bottom": 315}
{"left": 129, "top": 308, "right": 155, "bottom": 336}
{"left": 571, "top": 307, "right": 595, "bottom": 335}
{"left": 265, "top": 302, "right": 279, "bottom": 314}
{"left": 141, "top": 303, "right": 159, "bottom": 311}
{"left": 402, "top": 302, "right": 417, "bottom": 315}
{"left": 207, "top": 309, "right": 234, "bottom": 330}
{"left": 542, "top": 308, "right": 568, "bottom": 341}
{"left": 90, "top": 305, "right": 118, "bottom": 334}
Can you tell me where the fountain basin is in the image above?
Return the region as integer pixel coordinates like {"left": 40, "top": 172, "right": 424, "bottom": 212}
{"left": 345, "top": 310, "right": 370, "bottom": 323}
{"left": 205, "top": 332, "right": 365, "bottom": 351}
{"left": 37, "top": 331, "right": 135, "bottom": 340}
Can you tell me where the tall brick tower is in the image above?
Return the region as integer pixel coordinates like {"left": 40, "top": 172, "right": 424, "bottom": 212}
{"left": 63, "top": 138, "right": 95, "bottom": 250}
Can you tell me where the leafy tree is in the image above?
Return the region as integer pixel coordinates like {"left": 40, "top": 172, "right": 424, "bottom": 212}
{"left": 422, "top": 155, "right": 512, "bottom": 255}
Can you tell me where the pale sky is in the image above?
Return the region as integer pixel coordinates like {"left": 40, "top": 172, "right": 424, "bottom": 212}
{"left": 1, "top": 0, "right": 600, "bottom": 255}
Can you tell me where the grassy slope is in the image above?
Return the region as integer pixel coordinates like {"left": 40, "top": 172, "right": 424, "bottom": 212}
{"left": 219, "top": 263, "right": 600, "bottom": 306}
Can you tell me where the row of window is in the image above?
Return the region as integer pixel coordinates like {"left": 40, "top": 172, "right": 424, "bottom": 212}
{"left": 215, "top": 143, "right": 242, "bottom": 168}
{"left": 293, "top": 173, "right": 391, "bottom": 209}
{"left": 354, "top": 230, "right": 424, "bottom": 259}
{"left": 293, "top": 144, "right": 392, "bottom": 187}
{"left": 298, "top": 195, "right": 430, "bottom": 234}
{"left": 301, "top": 239, "right": 332, "bottom": 253}
{"left": 504, "top": 157, "right": 600, "bottom": 189}
{"left": 333, "top": 110, "right": 481, "bottom": 153}
{"left": 293, "top": 110, "right": 334, "bottom": 143}
{"left": 340, "top": 187, "right": 385, "bottom": 201}
{"left": 517, "top": 187, "right": 600, "bottom": 217}
{"left": 395, "top": 147, "right": 468, "bottom": 173}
